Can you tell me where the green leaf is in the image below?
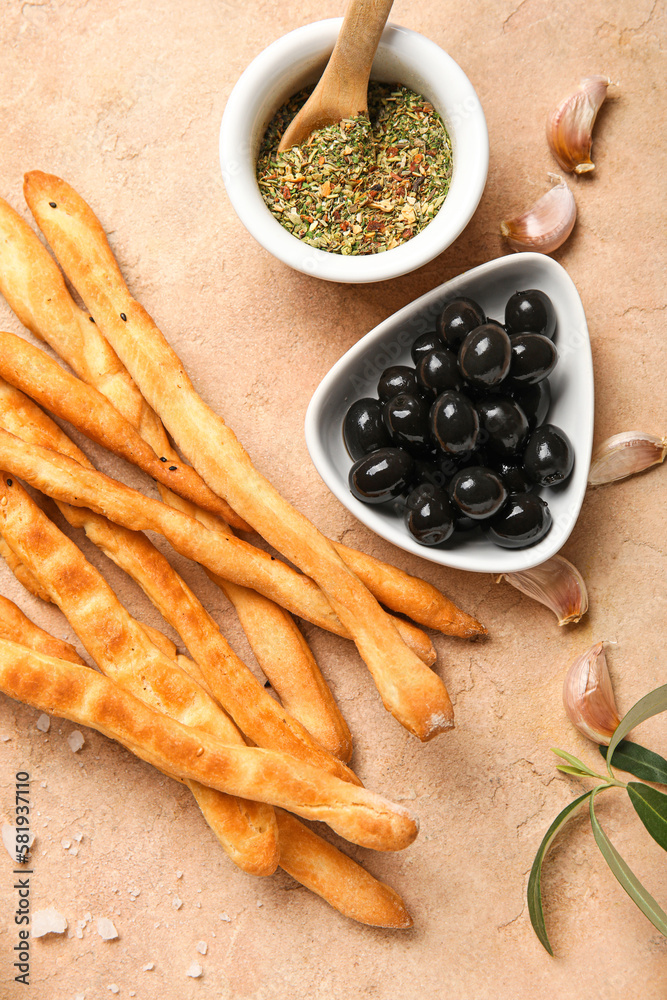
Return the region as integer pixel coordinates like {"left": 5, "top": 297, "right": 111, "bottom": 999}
{"left": 527, "top": 791, "right": 592, "bottom": 955}
{"left": 557, "top": 765, "right": 598, "bottom": 778}
{"left": 551, "top": 748, "right": 602, "bottom": 779}
{"left": 607, "top": 684, "right": 667, "bottom": 778}
{"left": 599, "top": 741, "right": 667, "bottom": 784}
{"left": 589, "top": 788, "right": 667, "bottom": 938}
{"left": 627, "top": 782, "right": 667, "bottom": 852}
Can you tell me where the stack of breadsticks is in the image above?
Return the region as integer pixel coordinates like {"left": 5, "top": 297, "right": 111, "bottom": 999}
{"left": 0, "top": 173, "right": 485, "bottom": 927}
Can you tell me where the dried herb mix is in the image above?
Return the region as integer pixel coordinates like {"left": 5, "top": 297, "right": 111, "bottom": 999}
{"left": 256, "top": 83, "right": 453, "bottom": 255}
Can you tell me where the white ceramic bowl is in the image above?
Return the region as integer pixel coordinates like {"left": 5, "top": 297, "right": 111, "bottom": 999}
{"left": 305, "top": 253, "right": 594, "bottom": 574}
{"left": 219, "top": 18, "right": 488, "bottom": 283}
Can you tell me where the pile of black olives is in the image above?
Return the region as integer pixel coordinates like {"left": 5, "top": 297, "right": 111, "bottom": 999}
{"left": 344, "top": 289, "right": 574, "bottom": 550}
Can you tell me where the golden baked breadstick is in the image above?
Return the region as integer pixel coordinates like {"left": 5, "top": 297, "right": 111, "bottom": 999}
{"left": 0, "top": 193, "right": 478, "bottom": 640}
{"left": 0, "top": 594, "right": 84, "bottom": 664}
{"left": 0, "top": 468, "right": 355, "bottom": 785}
{"left": 217, "top": 579, "right": 352, "bottom": 761}
{"left": 23, "top": 171, "right": 453, "bottom": 740}
{"left": 0, "top": 328, "right": 252, "bottom": 526}
{"left": 0, "top": 420, "right": 432, "bottom": 664}
{"left": 274, "top": 809, "right": 412, "bottom": 927}
{"left": 0, "top": 534, "right": 51, "bottom": 603}
{"left": 0, "top": 640, "right": 418, "bottom": 851}
{"left": 0, "top": 475, "right": 282, "bottom": 876}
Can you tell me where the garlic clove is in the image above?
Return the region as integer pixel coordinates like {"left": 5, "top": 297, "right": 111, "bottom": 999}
{"left": 588, "top": 431, "right": 667, "bottom": 486}
{"left": 500, "top": 174, "right": 576, "bottom": 254}
{"left": 562, "top": 641, "right": 620, "bottom": 745}
{"left": 497, "top": 554, "right": 588, "bottom": 626}
{"left": 547, "top": 76, "right": 612, "bottom": 174}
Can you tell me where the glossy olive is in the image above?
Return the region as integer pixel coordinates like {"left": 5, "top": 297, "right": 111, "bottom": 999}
{"left": 476, "top": 395, "right": 529, "bottom": 458}
{"left": 487, "top": 493, "right": 552, "bottom": 548}
{"left": 411, "top": 331, "right": 440, "bottom": 365}
{"left": 510, "top": 380, "right": 551, "bottom": 429}
{"left": 349, "top": 447, "right": 414, "bottom": 504}
{"left": 490, "top": 458, "right": 536, "bottom": 494}
{"left": 523, "top": 424, "right": 574, "bottom": 486}
{"left": 417, "top": 349, "right": 462, "bottom": 395}
{"left": 505, "top": 289, "right": 557, "bottom": 340}
{"left": 383, "top": 392, "right": 432, "bottom": 456}
{"left": 404, "top": 484, "right": 456, "bottom": 546}
{"left": 458, "top": 323, "right": 512, "bottom": 388}
{"left": 508, "top": 334, "right": 557, "bottom": 385}
{"left": 343, "top": 397, "right": 391, "bottom": 460}
{"left": 412, "top": 455, "right": 447, "bottom": 490}
{"left": 437, "top": 296, "right": 486, "bottom": 351}
{"left": 449, "top": 466, "right": 507, "bottom": 520}
{"left": 377, "top": 365, "right": 420, "bottom": 402}
{"left": 430, "top": 390, "right": 479, "bottom": 455}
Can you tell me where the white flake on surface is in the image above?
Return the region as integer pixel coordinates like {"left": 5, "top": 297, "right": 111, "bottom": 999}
{"left": 67, "top": 730, "right": 85, "bottom": 752}
{"left": 176, "top": 870, "right": 183, "bottom": 879}
{"left": 36, "top": 714, "right": 51, "bottom": 732}
{"left": 142, "top": 962, "right": 155, "bottom": 971}
{"left": 97, "top": 917, "right": 118, "bottom": 940}
{"left": 61, "top": 839, "right": 71, "bottom": 849}
{"left": 2, "top": 823, "right": 35, "bottom": 861}
{"left": 0, "top": 734, "right": 10, "bottom": 741}
{"left": 186, "top": 962, "right": 203, "bottom": 978}
{"left": 196, "top": 940, "right": 207, "bottom": 955}
{"left": 108, "top": 987, "right": 120, "bottom": 995}
{"left": 172, "top": 896, "right": 183, "bottom": 910}
{"left": 219, "top": 912, "right": 231, "bottom": 922}
{"left": 32, "top": 908, "right": 68, "bottom": 937}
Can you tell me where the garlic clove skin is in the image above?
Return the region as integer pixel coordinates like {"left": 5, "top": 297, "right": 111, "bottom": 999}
{"left": 500, "top": 174, "right": 576, "bottom": 254}
{"left": 497, "top": 554, "right": 588, "bottom": 626}
{"left": 562, "top": 641, "right": 621, "bottom": 745}
{"left": 588, "top": 431, "right": 667, "bottom": 486}
{"left": 547, "top": 76, "right": 612, "bottom": 174}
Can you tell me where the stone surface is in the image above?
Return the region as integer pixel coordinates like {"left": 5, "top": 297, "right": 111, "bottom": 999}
{"left": 0, "top": 1, "right": 666, "bottom": 998}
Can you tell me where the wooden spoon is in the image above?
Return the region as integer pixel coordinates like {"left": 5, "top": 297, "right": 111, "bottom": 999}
{"left": 277, "top": 0, "right": 395, "bottom": 152}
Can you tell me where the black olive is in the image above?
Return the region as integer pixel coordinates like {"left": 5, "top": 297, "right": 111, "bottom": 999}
{"left": 523, "top": 424, "right": 574, "bottom": 486}
{"left": 508, "top": 334, "right": 557, "bottom": 385}
{"left": 343, "top": 397, "right": 391, "bottom": 460}
{"left": 349, "top": 447, "right": 414, "bottom": 504}
{"left": 476, "top": 395, "right": 530, "bottom": 458}
{"left": 449, "top": 466, "right": 507, "bottom": 520}
{"left": 411, "top": 331, "right": 440, "bottom": 365}
{"left": 505, "top": 289, "right": 557, "bottom": 340}
{"left": 489, "top": 458, "right": 536, "bottom": 494}
{"left": 510, "top": 380, "right": 551, "bottom": 429}
{"left": 458, "top": 323, "right": 512, "bottom": 388}
{"left": 436, "top": 296, "right": 486, "bottom": 351}
{"left": 404, "top": 484, "right": 456, "bottom": 545}
{"left": 383, "top": 392, "right": 431, "bottom": 455}
{"left": 377, "top": 365, "right": 419, "bottom": 402}
{"left": 487, "top": 493, "right": 552, "bottom": 548}
{"left": 417, "top": 349, "right": 462, "bottom": 395}
{"left": 412, "top": 455, "right": 447, "bottom": 490}
{"left": 430, "top": 390, "right": 479, "bottom": 455}
{"left": 437, "top": 445, "right": 489, "bottom": 481}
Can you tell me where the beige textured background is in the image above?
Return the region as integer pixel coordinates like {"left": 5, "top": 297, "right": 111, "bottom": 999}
{"left": 1, "top": 1, "right": 666, "bottom": 998}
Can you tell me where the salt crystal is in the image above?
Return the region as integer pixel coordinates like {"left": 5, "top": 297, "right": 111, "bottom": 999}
{"left": 257, "top": 901, "right": 263, "bottom": 908}
{"left": 186, "top": 962, "right": 203, "bottom": 978}
{"left": 69, "top": 846, "right": 79, "bottom": 857}
{"left": 97, "top": 917, "right": 118, "bottom": 941}
{"left": 85, "top": 911, "right": 92, "bottom": 922}
{"left": 2, "top": 823, "right": 35, "bottom": 862}
{"left": 176, "top": 870, "right": 183, "bottom": 879}
{"left": 195, "top": 901, "right": 201, "bottom": 908}
{"left": 68, "top": 730, "right": 85, "bottom": 752}
{"left": 61, "top": 839, "right": 71, "bottom": 849}
{"left": 75, "top": 832, "right": 83, "bottom": 842}
{"left": 75, "top": 994, "right": 85, "bottom": 1000}
{"left": 0, "top": 734, "right": 10, "bottom": 741}
{"left": 108, "top": 988, "right": 119, "bottom": 995}
{"left": 36, "top": 714, "right": 51, "bottom": 732}
{"left": 172, "top": 897, "right": 182, "bottom": 910}
{"left": 32, "top": 908, "right": 68, "bottom": 937}
{"left": 142, "top": 962, "right": 155, "bottom": 971}
{"left": 219, "top": 912, "right": 231, "bottom": 922}
{"left": 41, "top": 781, "right": 47, "bottom": 788}
{"left": 196, "top": 941, "right": 207, "bottom": 955}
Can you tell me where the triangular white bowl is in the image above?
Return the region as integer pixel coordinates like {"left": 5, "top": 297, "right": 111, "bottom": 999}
{"left": 305, "top": 253, "right": 594, "bottom": 574}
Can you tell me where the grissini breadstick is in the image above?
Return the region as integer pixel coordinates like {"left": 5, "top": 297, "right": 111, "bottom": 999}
{"left": 23, "top": 172, "right": 453, "bottom": 740}
{"left": 0, "top": 640, "right": 419, "bottom": 851}
{"left": 0, "top": 193, "right": 479, "bottom": 640}
{"left": 0, "top": 600, "right": 410, "bottom": 925}
{"left": 0, "top": 418, "right": 432, "bottom": 664}
{"left": 0, "top": 328, "right": 251, "bottom": 526}
{"left": 0, "top": 594, "right": 85, "bottom": 664}
{"left": 0, "top": 476, "right": 284, "bottom": 875}
{"left": 0, "top": 469, "right": 357, "bottom": 785}
{"left": 274, "top": 809, "right": 412, "bottom": 928}
{"left": 217, "top": 579, "right": 352, "bottom": 761}
{"left": 0, "top": 533, "right": 51, "bottom": 603}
